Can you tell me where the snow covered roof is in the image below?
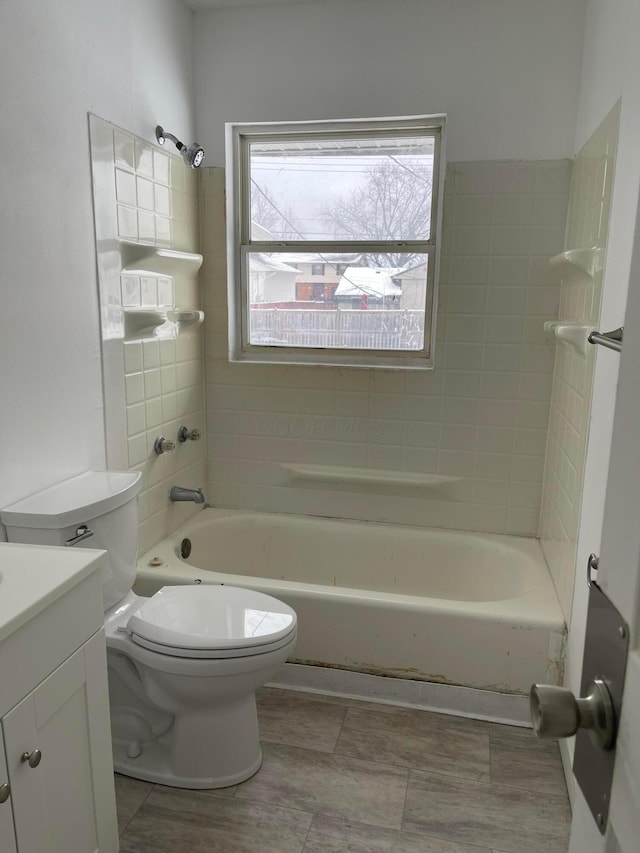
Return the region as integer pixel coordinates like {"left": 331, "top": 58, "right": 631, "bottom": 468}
{"left": 335, "top": 267, "right": 403, "bottom": 298}
{"left": 275, "top": 252, "right": 362, "bottom": 265}
{"left": 250, "top": 254, "right": 299, "bottom": 274}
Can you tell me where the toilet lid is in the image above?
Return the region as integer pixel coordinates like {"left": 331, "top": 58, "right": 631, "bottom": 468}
{"left": 126, "top": 585, "right": 297, "bottom": 652}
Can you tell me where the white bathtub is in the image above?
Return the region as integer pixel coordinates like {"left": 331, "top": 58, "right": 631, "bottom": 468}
{"left": 135, "top": 509, "right": 565, "bottom": 694}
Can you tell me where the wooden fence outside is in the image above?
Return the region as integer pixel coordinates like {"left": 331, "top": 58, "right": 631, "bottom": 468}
{"left": 250, "top": 308, "right": 424, "bottom": 350}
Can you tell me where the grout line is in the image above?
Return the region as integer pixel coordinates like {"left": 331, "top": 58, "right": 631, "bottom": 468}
{"left": 116, "top": 777, "right": 155, "bottom": 838}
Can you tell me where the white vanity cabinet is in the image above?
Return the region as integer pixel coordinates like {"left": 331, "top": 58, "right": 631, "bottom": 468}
{"left": 0, "top": 543, "right": 119, "bottom": 853}
{"left": 0, "top": 729, "right": 17, "bottom": 853}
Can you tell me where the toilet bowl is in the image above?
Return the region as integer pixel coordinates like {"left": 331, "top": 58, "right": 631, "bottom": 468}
{"left": 1, "top": 471, "right": 297, "bottom": 789}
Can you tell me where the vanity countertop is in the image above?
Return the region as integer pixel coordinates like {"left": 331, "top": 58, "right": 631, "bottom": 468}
{"left": 0, "top": 542, "right": 105, "bottom": 644}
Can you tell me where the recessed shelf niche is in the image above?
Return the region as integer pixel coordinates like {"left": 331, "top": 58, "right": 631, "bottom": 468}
{"left": 119, "top": 241, "right": 203, "bottom": 276}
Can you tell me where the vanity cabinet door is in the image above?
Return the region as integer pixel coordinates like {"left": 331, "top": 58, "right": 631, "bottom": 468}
{"left": 3, "top": 631, "right": 118, "bottom": 853}
{"left": 0, "top": 729, "right": 17, "bottom": 853}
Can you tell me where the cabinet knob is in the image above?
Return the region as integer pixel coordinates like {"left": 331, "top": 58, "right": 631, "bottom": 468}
{"left": 21, "top": 749, "right": 42, "bottom": 768}
{"left": 0, "top": 783, "right": 10, "bottom": 803}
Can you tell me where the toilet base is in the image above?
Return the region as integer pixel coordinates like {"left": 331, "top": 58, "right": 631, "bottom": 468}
{"left": 113, "top": 736, "right": 263, "bottom": 789}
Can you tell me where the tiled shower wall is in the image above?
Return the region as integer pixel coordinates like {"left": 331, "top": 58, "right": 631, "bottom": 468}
{"left": 89, "top": 116, "right": 206, "bottom": 556}
{"left": 202, "top": 160, "right": 571, "bottom": 536}
{"left": 539, "top": 105, "right": 620, "bottom": 619}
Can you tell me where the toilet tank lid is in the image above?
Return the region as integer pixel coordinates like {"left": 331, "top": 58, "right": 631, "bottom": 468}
{"left": 0, "top": 471, "right": 142, "bottom": 529}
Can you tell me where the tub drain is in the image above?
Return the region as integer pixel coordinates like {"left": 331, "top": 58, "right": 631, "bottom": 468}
{"left": 180, "top": 538, "right": 192, "bottom": 559}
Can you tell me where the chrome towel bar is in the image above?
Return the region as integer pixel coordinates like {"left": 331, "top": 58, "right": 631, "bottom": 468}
{"left": 588, "top": 327, "right": 623, "bottom": 353}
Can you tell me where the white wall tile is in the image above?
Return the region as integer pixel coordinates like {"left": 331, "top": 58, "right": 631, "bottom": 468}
{"left": 153, "top": 151, "right": 170, "bottom": 186}
{"left": 539, "top": 112, "right": 618, "bottom": 620}
{"left": 125, "top": 372, "right": 145, "bottom": 405}
{"left": 121, "top": 276, "right": 141, "bottom": 307}
{"left": 136, "top": 177, "right": 155, "bottom": 211}
{"left": 144, "top": 369, "right": 162, "bottom": 400}
{"left": 143, "top": 340, "right": 160, "bottom": 369}
{"left": 488, "top": 256, "right": 529, "bottom": 286}
{"left": 117, "top": 205, "right": 138, "bottom": 239}
{"left": 114, "top": 131, "right": 135, "bottom": 171}
{"left": 203, "top": 159, "right": 570, "bottom": 537}
{"left": 446, "top": 286, "right": 488, "bottom": 315}
{"left": 91, "top": 118, "right": 205, "bottom": 554}
{"left": 494, "top": 161, "right": 537, "bottom": 194}
{"left": 492, "top": 195, "right": 534, "bottom": 225}
{"left": 490, "top": 226, "right": 532, "bottom": 256}
{"left": 135, "top": 141, "right": 153, "bottom": 178}
{"left": 486, "top": 286, "right": 527, "bottom": 315}
{"left": 126, "top": 403, "right": 146, "bottom": 436}
{"left": 115, "top": 169, "right": 137, "bottom": 206}
{"left": 154, "top": 184, "right": 171, "bottom": 217}
{"left": 140, "top": 277, "right": 158, "bottom": 306}
{"left": 123, "top": 342, "right": 143, "bottom": 374}
{"left": 138, "top": 211, "right": 155, "bottom": 242}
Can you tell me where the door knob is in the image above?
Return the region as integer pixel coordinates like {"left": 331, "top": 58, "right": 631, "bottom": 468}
{"left": 0, "top": 783, "right": 10, "bottom": 803}
{"left": 530, "top": 677, "right": 615, "bottom": 750}
{"left": 21, "top": 749, "right": 42, "bottom": 768}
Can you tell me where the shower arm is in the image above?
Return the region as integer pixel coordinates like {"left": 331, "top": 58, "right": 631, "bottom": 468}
{"left": 155, "top": 125, "right": 205, "bottom": 169}
{"left": 156, "top": 126, "right": 185, "bottom": 152}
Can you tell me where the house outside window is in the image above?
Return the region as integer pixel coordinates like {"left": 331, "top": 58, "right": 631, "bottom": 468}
{"left": 226, "top": 115, "right": 446, "bottom": 368}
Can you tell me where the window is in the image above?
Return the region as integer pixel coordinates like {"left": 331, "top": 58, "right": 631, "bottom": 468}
{"left": 226, "top": 115, "right": 445, "bottom": 368}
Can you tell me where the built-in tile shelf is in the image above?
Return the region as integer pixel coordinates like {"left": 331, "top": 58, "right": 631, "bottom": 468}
{"left": 280, "top": 463, "right": 465, "bottom": 501}
{"left": 120, "top": 241, "right": 203, "bottom": 276}
{"left": 549, "top": 247, "right": 604, "bottom": 281}
{"left": 123, "top": 307, "right": 204, "bottom": 341}
{"left": 543, "top": 321, "right": 595, "bottom": 356}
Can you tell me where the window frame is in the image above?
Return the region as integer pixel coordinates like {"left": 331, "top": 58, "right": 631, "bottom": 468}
{"left": 225, "top": 115, "right": 446, "bottom": 369}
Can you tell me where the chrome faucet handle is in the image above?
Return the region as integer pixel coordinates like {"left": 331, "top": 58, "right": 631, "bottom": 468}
{"left": 154, "top": 437, "right": 176, "bottom": 455}
{"left": 178, "top": 426, "right": 201, "bottom": 442}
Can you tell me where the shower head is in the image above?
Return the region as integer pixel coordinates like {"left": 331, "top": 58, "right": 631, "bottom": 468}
{"left": 155, "top": 125, "right": 205, "bottom": 169}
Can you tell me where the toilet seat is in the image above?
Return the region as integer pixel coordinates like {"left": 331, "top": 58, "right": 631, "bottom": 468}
{"left": 126, "top": 585, "right": 297, "bottom": 660}
{"left": 129, "top": 628, "right": 297, "bottom": 659}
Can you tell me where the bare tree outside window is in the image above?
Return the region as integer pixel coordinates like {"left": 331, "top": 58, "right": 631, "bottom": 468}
{"left": 250, "top": 182, "right": 297, "bottom": 240}
{"left": 320, "top": 159, "right": 432, "bottom": 268}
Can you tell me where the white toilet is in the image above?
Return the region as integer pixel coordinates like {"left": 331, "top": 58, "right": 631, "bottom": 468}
{"left": 1, "top": 471, "right": 297, "bottom": 789}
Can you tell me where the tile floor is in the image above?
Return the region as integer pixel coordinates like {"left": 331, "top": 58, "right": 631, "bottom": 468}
{"left": 116, "top": 687, "right": 571, "bottom": 853}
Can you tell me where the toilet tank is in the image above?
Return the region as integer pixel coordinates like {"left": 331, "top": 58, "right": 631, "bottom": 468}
{"left": 1, "top": 471, "right": 142, "bottom": 611}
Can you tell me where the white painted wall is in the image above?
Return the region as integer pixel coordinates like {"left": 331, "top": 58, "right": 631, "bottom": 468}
{"left": 193, "top": 0, "right": 586, "bottom": 164}
{"left": 0, "top": 0, "right": 194, "bottom": 520}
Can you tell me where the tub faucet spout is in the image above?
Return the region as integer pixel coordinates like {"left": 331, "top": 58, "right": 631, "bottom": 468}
{"left": 169, "top": 486, "right": 206, "bottom": 504}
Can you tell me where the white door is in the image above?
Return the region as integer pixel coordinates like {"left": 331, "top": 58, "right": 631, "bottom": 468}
{"left": 568, "top": 193, "right": 640, "bottom": 851}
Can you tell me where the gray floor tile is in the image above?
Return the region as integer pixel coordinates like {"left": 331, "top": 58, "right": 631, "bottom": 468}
{"left": 258, "top": 687, "right": 347, "bottom": 752}
{"left": 489, "top": 727, "right": 567, "bottom": 796}
{"left": 119, "top": 785, "right": 312, "bottom": 853}
{"left": 235, "top": 741, "right": 409, "bottom": 830}
{"left": 113, "top": 689, "right": 570, "bottom": 853}
{"left": 335, "top": 705, "right": 491, "bottom": 782}
{"left": 402, "top": 768, "right": 570, "bottom": 853}
{"left": 114, "top": 774, "right": 153, "bottom": 835}
{"left": 303, "top": 813, "right": 495, "bottom": 852}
